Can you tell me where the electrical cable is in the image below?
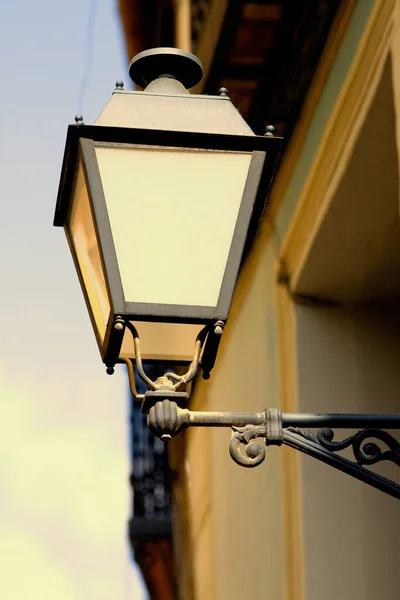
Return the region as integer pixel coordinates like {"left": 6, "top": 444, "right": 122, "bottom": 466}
{"left": 76, "top": 0, "right": 98, "bottom": 114}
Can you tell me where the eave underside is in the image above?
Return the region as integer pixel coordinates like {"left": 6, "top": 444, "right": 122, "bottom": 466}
{"left": 118, "top": 0, "right": 345, "bottom": 143}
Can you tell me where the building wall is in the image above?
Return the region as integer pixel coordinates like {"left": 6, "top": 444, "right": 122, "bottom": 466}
{"left": 172, "top": 1, "right": 400, "bottom": 599}
{"left": 289, "top": 29, "right": 400, "bottom": 596}
{"left": 183, "top": 227, "right": 285, "bottom": 600}
{"left": 296, "top": 305, "right": 400, "bottom": 600}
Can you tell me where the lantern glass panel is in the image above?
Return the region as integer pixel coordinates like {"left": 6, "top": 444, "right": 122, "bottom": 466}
{"left": 94, "top": 143, "right": 252, "bottom": 308}
{"left": 66, "top": 160, "right": 111, "bottom": 342}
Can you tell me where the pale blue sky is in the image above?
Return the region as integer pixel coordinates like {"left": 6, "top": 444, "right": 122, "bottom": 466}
{"left": 0, "top": 1, "right": 147, "bottom": 598}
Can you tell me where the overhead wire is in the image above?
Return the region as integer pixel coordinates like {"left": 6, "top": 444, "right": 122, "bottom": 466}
{"left": 76, "top": 0, "right": 98, "bottom": 115}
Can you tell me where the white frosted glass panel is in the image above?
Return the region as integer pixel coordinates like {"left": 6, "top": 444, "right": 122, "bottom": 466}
{"left": 66, "top": 161, "right": 110, "bottom": 341}
{"left": 120, "top": 322, "right": 203, "bottom": 362}
{"left": 95, "top": 145, "right": 252, "bottom": 307}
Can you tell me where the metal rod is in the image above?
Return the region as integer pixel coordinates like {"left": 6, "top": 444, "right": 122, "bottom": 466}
{"left": 189, "top": 411, "right": 266, "bottom": 427}
{"left": 125, "top": 321, "right": 157, "bottom": 390}
{"left": 121, "top": 357, "right": 144, "bottom": 401}
{"left": 282, "top": 413, "right": 400, "bottom": 428}
{"left": 172, "top": 326, "right": 208, "bottom": 389}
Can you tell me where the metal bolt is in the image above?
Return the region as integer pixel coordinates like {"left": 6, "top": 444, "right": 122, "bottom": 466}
{"left": 115, "top": 80, "right": 124, "bottom": 90}
{"left": 74, "top": 114, "right": 84, "bottom": 125}
{"left": 214, "top": 320, "right": 224, "bottom": 336}
{"left": 114, "top": 316, "right": 125, "bottom": 332}
{"left": 219, "top": 87, "right": 229, "bottom": 97}
{"left": 265, "top": 124, "right": 275, "bottom": 137}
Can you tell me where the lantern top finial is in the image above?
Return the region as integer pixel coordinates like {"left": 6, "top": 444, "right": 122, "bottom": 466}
{"left": 129, "top": 47, "right": 203, "bottom": 90}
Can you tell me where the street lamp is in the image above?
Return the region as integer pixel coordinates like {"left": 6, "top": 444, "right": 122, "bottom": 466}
{"left": 54, "top": 48, "right": 400, "bottom": 499}
{"left": 54, "top": 48, "right": 280, "bottom": 375}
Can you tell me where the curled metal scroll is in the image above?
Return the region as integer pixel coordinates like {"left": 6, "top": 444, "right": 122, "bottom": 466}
{"left": 317, "top": 427, "right": 400, "bottom": 467}
{"left": 229, "top": 425, "right": 267, "bottom": 468}
{"left": 284, "top": 426, "right": 400, "bottom": 497}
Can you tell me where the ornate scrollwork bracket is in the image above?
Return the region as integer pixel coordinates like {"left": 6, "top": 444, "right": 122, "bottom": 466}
{"left": 124, "top": 326, "right": 400, "bottom": 499}
{"left": 229, "top": 425, "right": 267, "bottom": 467}
{"left": 144, "top": 400, "right": 400, "bottom": 499}
{"left": 229, "top": 408, "right": 284, "bottom": 467}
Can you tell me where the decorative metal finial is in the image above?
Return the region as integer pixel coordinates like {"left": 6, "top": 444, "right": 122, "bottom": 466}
{"left": 115, "top": 80, "right": 124, "bottom": 90}
{"left": 74, "top": 114, "right": 84, "bottom": 125}
{"left": 265, "top": 124, "right": 275, "bottom": 137}
{"left": 219, "top": 87, "right": 229, "bottom": 97}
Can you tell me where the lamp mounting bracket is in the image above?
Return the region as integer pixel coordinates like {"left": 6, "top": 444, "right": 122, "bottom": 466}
{"left": 123, "top": 326, "right": 400, "bottom": 499}
{"left": 146, "top": 401, "right": 400, "bottom": 499}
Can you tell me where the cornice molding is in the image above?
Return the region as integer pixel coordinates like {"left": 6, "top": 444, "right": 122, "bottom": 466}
{"left": 271, "top": 3, "right": 396, "bottom": 596}
{"left": 266, "top": 0, "right": 357, "bottom": 227}
{"left": 277, "top": 0, "right": 396, "bottom": 287}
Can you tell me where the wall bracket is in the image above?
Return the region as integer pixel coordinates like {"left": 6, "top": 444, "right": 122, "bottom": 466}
{"left": 124, "top": 324, "right": 400, "bottom": 499}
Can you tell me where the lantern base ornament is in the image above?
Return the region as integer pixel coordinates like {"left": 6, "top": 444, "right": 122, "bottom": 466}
{"left": 124, "top": 324, "right": 400, "bottom": 500}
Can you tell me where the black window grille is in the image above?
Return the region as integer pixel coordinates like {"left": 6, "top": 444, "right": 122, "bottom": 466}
{"left": 128, "top": 365, "right": 172, "bottom": 542}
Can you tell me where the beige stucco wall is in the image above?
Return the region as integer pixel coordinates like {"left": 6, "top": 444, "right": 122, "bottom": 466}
{"left": 295, "top": 305, "right": 400, "bottom": 599}
{"left": 181, "top": 228, "right": 285, "bottom": 600}
{"left": 181, "top": 242, "right": 400, "bottom": 600}
{"left": 171, "top": 1, "right": 400, "bottom": 599}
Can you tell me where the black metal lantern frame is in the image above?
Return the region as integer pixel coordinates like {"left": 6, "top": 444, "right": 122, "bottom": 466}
{"left": 54, "top": 123, "right": 281, "bottom": 370}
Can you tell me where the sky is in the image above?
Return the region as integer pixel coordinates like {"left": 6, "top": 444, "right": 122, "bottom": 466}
{"left": 0, "top": 1, "right": 147, "bottom": 598}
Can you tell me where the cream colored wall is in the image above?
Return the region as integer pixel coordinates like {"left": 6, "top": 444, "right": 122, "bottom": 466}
{"left": 295, "top": 305, "right": 400, "bottom": 599}
{"left": 171, "top": 1, "right": 400, "bottom": 599}
{"left": 182, "top": 227, "right": 285, "bottom": 600}
{"left": 278, "top": 0, "right": 400, "bottom": 596}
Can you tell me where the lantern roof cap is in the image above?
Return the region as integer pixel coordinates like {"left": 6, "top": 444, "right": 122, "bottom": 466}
{"left": 95, "top": 48, "right": 255, "bottom": 136}
{"left": 129, "top": 48, "right": 203, "bottom": 90}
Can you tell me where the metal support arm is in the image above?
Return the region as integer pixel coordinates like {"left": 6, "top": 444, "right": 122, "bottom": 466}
{"left": 123, "top": 323, "right": 400, "bottom": 499}
{"left": 147, "top": 402, "right": 400, "bottom": 498}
